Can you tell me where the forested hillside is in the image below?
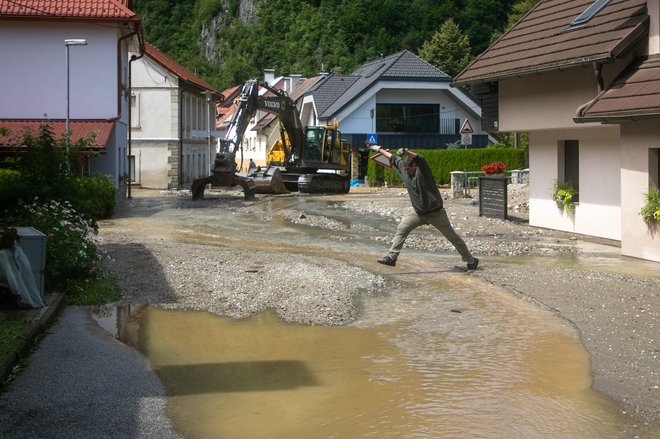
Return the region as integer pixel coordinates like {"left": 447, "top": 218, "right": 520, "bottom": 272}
{"left": 133, "top": 0, "right": 535, "bottom": 90}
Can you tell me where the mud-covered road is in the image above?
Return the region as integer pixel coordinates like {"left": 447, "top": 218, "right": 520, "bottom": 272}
{"left": 98, "top": 185, "right": 659, "bottom": 430}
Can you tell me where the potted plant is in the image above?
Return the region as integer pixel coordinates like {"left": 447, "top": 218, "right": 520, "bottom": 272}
{"left": 551, "top": 179, "right": 578, "bottom": 214}
{"left": 481, "top": 162, "right": 506, "bottom": 177}
{"left": 640, "top": 186, "right": 660, "bottom": 225}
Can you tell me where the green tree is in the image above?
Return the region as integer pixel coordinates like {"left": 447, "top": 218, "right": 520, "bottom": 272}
{"left": 418, "top": 18, "right": 472, "bottom": 77}
{"left": 460, "top": 0, "right": 518, "bottom": 54}
{"left": 490, "top": 0, "right": 538, "bottom": 43}
{"left": 506, "top": 0, "right": 538, "bottom": 29}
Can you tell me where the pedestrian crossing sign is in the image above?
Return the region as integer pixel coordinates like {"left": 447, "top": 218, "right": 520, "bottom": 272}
{"left": 367, "top": 134, "right": 378, "bottom": 145}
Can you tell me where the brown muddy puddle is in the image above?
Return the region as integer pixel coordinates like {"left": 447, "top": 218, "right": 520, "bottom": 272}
{"left": 93, "top": 280, "right": 645, "bottom": 439}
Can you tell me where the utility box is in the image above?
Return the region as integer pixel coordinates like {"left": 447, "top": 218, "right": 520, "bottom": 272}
{"left": 16, "top": 227, "right": 46, "bottom": 299}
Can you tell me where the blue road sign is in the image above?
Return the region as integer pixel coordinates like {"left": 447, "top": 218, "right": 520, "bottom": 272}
{"left": 367, "top": 133, "right": 378, "bottom": 145}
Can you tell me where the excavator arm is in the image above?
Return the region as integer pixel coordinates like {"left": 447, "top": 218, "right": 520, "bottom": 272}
{"left": 222, "top": 80, "right": 305, "bottom": 167}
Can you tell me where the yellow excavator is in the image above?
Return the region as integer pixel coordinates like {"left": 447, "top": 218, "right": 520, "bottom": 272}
{"left": 192, "top": 80, "right": 351, "bottom": 200}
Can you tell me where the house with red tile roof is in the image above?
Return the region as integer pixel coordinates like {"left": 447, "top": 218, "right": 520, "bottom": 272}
{"left": 0, "top": 0, "right": 144, "bottom": 192}
{"left": 454, "top": 0, "right": 660, "bottom": 263}
{"left": 129, "top": 41, "right": 221, "bottom": 189}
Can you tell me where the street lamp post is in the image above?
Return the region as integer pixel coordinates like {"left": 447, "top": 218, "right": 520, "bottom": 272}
{"left": 205, "top": 90, "right": 213, "bottom": 175}
{"left": 65, "top": 38, "right": 88, "bottom": 172}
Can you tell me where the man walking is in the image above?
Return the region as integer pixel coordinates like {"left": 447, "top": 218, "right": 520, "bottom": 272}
{"left": 370, "top": 145, "right": 479, "bottom": 270}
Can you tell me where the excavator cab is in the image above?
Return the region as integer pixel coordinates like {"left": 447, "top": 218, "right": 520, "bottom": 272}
{"left": 304, "top": 126, "right": 324, "bottom": 161}
{"left": 302, "top": 124, "right": 349, "bottom": 168}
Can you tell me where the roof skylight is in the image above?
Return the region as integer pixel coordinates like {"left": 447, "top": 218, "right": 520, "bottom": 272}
{"left": 570, "top": 0, "right": 612, "bottom": 27}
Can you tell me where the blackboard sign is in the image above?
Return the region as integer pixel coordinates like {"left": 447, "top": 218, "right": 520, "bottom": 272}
{"left": 479, "top": 177, "right": 508, "bottom": 219}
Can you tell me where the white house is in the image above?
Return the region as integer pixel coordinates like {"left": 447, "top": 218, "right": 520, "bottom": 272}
{"left": 302, "top": 50, "right": 494, "bottom": 151}
{"left": 454, "top": 0, "right": 660, "bottom": 263}
{"left": 0, "top": 0, "right": 143, "bottom": 192}
{"left": 129, "top": 41, "right": 221, "bottom": 189}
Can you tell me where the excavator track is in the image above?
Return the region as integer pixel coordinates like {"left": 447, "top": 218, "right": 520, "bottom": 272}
{"left": 297, "top": 173, "right": 350, "bottom": 194}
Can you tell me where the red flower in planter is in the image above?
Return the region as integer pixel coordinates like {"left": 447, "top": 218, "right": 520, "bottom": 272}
{"left": 481, "top": 162, "right": 506, "bottom": 175}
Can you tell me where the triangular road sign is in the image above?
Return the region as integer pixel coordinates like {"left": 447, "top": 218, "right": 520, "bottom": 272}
{"left": 369, "top": 152, "right": 392, "bottom": 168}
{"left": 460, "top": 119, "right": 474, "bottom": 134}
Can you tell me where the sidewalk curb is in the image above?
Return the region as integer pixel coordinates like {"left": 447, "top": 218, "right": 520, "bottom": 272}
{"left": 0, "top": 292, "right": 66, "bottom": 384}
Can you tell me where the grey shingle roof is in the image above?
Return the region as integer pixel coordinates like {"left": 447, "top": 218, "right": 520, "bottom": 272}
{"left": 309, "top": 50, "right": 451, "bottom": 118}
{"left": 253, "top": 76, "right": 325, "bottom": 131}
{"left": 453, "top": 0, "right": 649, "bottom": 85}
{"left": 309, "top": 75, "right": 360, "bottom": 116}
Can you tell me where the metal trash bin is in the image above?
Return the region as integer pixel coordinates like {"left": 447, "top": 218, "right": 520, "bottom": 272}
{"left": 16, "top": 227, "right": 46, "bottom": 299}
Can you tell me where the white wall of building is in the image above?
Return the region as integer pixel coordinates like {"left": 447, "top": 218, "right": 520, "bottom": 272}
{"left": 528, "top": 126, "right": 622, "bottom": 240}
{"left": 181, "top": 143, "right": 210, "bottom": 186}
{"left": 499, "top": 70, "right": 597, "bottom": 132}
{"left": 1, "top": 20, "right": 134, "bottom": 188}
{"left": 130, "top": 58, "right": 179, "bottom": 140}
{"left": 620, "top": 120, "right": 660, "bottom": 261}
{"left": 498, "top": 63, "right": 631, "bottom": 133}
{"left": 0, "top": 22, "right": 120, "bottom": 119}
{"left": 334, "top": 84, "right": 482, "bottom": 135}
{"left": 129, "top": 52, "right": 216, "bottom": 188}
{"left": 129, "top": 55, "right": 179, "bottom": 188}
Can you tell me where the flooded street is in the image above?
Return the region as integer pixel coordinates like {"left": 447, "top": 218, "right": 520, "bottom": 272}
{"left": 96, "top": 189, "right": 659, "bottom": 438}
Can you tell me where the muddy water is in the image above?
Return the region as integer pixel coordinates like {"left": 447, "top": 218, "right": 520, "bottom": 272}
{"left": 98, "top": 192, "right": 652, "bottom": 438}
{"left": 96, "top": 285, "right": 642, "bottom": 438}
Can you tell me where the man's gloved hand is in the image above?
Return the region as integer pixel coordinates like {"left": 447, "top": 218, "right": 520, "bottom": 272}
{"left": 397, "top": 148, "right": 408, "bottom": 155}
{"left": 369, "top": 144, "right": 381, "bottom": 152}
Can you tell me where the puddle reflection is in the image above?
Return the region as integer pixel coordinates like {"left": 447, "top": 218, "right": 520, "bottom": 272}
{"left": 93, "top": 296, "right": 650, "bottom": 439}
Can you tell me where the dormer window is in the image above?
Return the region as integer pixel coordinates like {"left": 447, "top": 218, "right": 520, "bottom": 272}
{"left": 570, "top": 0, "right": 611, "bottom": 28}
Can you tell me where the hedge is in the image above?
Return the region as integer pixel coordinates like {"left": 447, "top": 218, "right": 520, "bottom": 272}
{"left": 366, "top": 148, "right": 527, "bottom": 186}
{"left": 0, "top": 168, "right": 25, "bottom": 208}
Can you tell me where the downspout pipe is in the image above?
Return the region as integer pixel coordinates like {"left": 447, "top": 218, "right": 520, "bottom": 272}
{"left": 127, "top": 51, "right": 144, "bottom": 198}
{"left": 574, "top": 62, "right": 605, "bottom": 122}
{"left": 593, "top": 62, "right": 604, "bottom": 92}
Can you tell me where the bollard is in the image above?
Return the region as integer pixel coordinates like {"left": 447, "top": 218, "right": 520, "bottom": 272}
{"left": 450, "top": 171, "right": 466, "bottom": 198}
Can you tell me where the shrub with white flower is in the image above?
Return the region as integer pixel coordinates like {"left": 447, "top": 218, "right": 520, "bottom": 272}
{"left": 2, "top": 197, "right": 100, "bottom": 289}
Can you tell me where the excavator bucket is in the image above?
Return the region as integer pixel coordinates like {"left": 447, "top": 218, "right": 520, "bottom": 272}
{"left": 247, "top": 166, "right": 289, "bottom": 194}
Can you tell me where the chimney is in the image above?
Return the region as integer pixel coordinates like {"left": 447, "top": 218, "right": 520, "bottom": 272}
{"left": 289, "top": 74, "right": 302, "bottom": 90}
{"left": 264, "top": 69, "right": 275, "bottom": 85}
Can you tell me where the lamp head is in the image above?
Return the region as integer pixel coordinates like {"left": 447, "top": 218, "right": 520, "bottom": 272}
{"left": 65, "top": 39, "right": 88, "bottom": 46}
